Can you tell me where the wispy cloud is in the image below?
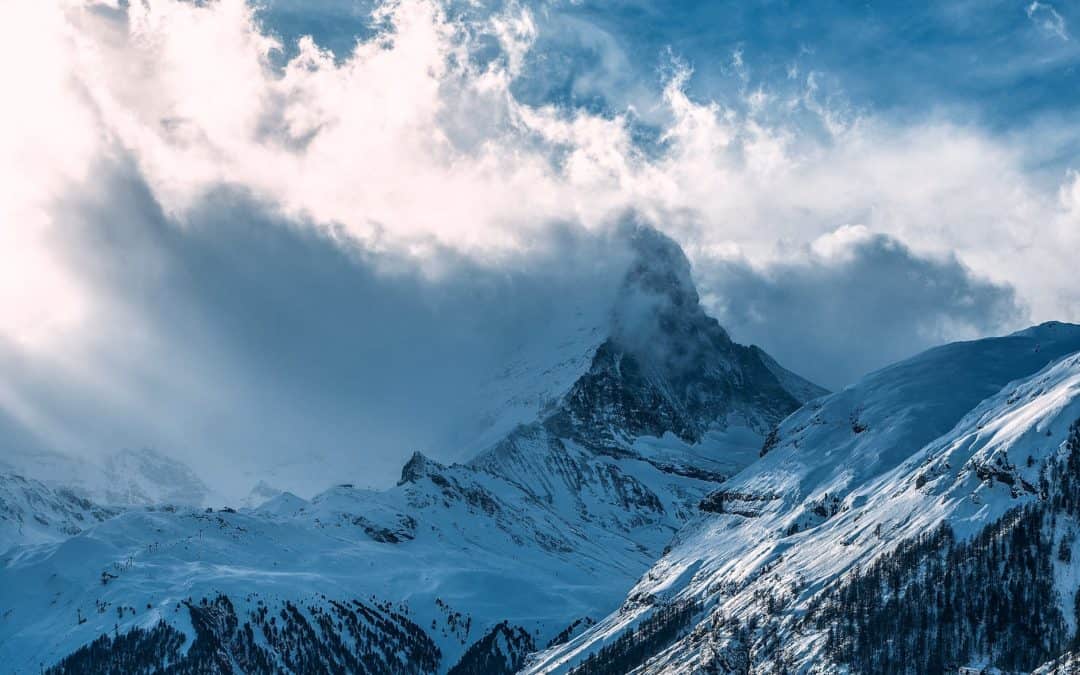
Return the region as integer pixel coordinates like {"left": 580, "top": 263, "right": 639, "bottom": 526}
{"left": 1027, "top": 1, "right": 1070, "bottom": 41}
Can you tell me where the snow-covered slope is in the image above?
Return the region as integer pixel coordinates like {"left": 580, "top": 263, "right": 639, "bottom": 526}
{"left": 1, "top": 447, "right": 212, "bottom": 509}
{"left": 0, "top": 447, "right": 210, "bottom": 555}
{"left": 0, "top": 473, "right": 120, "bottom": 554}
{"left": 98, "top": 448, "right": 212, "bottom": 507}
{"left": 527, "top": 322, "right": 1080, "bottom": 674}
{"left": 441, "top": 300, "right": 608, "bottom": 463}
{"left": 0, "top": 226, "right": 821, "bottom": 674}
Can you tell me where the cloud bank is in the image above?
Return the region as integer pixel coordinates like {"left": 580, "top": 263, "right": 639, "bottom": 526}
{"left": 2, "top": 0, "right": 1079, "bottom": 494}
{"left": 701, "top": 226, "right": 1025, "bottom": 390}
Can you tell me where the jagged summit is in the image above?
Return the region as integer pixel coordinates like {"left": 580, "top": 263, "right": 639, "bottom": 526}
{"left": 541, "top": 226, "right": 824, "bottom": 453}
{"left": 398, "top": 450, "right": 442, "bottom": 485}
{"left": 610, "top": 224, "right": 724, "bottom": 358}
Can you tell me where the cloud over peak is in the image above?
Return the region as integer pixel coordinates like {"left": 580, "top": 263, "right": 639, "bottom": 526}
{"left": 3, "top": 0, "right": 1079, "bottom": 494}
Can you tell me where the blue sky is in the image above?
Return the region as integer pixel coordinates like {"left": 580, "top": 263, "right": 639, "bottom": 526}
{"left": 3, "top": 0, "right": 1079, "bottom": 494}
{"left": 564, "top": 0, "right": 1080, "bottom": 122}
{"left": 231, "top": 0, "right": 1080, "bottom": 378}
{"left": 259, "top": 0, "right": 1080, "bottom": 138}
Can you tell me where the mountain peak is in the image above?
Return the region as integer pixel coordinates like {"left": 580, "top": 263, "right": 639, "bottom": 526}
{"left": 540, "top": 225, "right": 823, "bottom": 450}
{"left": 617, "top": 225, "right": 704, "bottom": 322}
{"left": 1008, "top": 320, "right": 1080, "bottom": 343}
{"left": 398, "top": 450, "right": 442, "bottom": 485}
{"left": 610, "top": 225, "right": 731, "bottom": 366}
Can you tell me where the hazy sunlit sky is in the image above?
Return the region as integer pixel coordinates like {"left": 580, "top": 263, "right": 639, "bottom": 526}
{"left": 3, "top": 0, "right": 1079, "bottom": 494}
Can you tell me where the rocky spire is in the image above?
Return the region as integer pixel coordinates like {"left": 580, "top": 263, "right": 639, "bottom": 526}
{"left": 544, "top": 224, "right": 821, "bottom": 450}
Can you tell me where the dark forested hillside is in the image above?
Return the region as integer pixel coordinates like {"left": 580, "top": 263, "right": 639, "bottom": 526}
{"left": 569, "top": 598, "right": 701, "bottom": 675}
{"left": 446, "top": 621, "right": 535, "bottom": 675}
{"left": 808, "top": 418, "right": 1080, "bottom": 674}
{"left": 46, "top": 594, "right": 440, "bottom": 675}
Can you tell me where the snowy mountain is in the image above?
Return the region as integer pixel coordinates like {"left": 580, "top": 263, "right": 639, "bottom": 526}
{"left": 0, "top": 447, "right": 212, "bottom": 509}
{"left": 0, "top": 227, "right": 821, "bottom": 674}
{"left": 7, "top": 226, "right": 1080, "bottom": 674}
{"left": 98, "top": 449, "right": 212, "bottom": 507}
{"left": 547, "top": 227, "right": 823, "bottom": 458}
{"left": 0, "top": 473, "right": 120, "bottom": 553}
{"left": 528, "top": 321, "right": 1080, "bottom": 674}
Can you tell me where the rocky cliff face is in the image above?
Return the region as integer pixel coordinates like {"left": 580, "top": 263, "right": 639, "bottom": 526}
{"left": 544, "top": 226, "right": 821, "bottom": 453}
{"left": 0, "top": 473, "right": 120, "bottom": 553}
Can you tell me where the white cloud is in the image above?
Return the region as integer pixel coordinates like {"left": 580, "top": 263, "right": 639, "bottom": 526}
{"left": 3, "top": 0, "right": 1080, "bottom": 489}
{"left": 0, "top": 2, "right": 100, "bottom": 348}
{"left": 9, "top": 1, "right": 1080, "bottom": 320}
{"left": 1027, "top": 1, "right": 1069, "bottom": 41}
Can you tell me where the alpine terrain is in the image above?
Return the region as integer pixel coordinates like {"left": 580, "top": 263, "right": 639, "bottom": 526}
{"left": 10, "top": 0, "right": 1080, "bottom": 671}
{"left": 528, "top": 321, "right": 1080, "bottom": 674}
{"left": 0, "top": 227, "right": 824, "bottom": 674}
{"left": 9, "top": 228, "right": 1080, "bottom": 675}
